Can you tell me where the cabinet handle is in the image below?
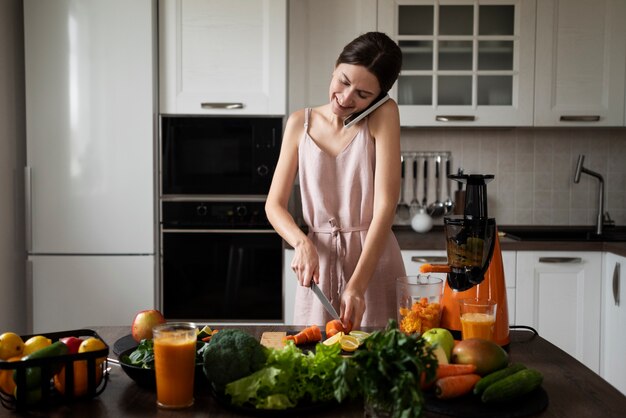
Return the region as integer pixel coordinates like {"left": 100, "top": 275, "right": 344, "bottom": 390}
{"left": 200, "top": 102, "right": 245, "bottom": 110}
{"left": 538, "top": 257, "right": 582, "bottom": 263}
{"left": 559, "top": 115, "right": 600, "bottom": 122}
{"left": 613, "top": 262, "right": 620, "bottom": 307}
{"left": 411, "top": 256, "right": 448, "bottom": 263}
{"left": 436, "top": 115, "right": 475, "bottom": 122}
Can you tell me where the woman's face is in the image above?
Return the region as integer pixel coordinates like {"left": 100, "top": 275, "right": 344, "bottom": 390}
{"left": 329, "top": 63, "right": 382, "bottom": 119}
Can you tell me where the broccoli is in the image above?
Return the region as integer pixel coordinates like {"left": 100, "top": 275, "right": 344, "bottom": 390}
{"left": 202, "top": 329, "right": 268, "bottom": 391}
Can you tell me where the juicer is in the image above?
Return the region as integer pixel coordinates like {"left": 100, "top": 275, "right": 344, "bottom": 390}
{"left": 431, "top": 174, "right": 510, "bottom": 347}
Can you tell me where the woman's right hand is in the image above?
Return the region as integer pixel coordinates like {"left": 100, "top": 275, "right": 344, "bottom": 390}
{"left": 291, "top": 239, "right": 320, "bottom": 287}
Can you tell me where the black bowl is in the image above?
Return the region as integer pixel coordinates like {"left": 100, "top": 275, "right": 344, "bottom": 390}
{"left": 118, "top": 346, "right": 208, "bottom": 390}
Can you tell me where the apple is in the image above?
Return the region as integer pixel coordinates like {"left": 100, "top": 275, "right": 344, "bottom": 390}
{"left": 131, "top": 309, "right": 166, "bottom": 342}
{"left": 421, "top": 328, "right": 455, "bottom": 361}
{"left": 59, "top": 336, "right": 83, "bottom": 354}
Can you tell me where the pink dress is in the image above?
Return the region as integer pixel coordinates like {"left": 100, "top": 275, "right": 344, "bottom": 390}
{"left": 293, "top": 108, "right": 406, "bottom": 328}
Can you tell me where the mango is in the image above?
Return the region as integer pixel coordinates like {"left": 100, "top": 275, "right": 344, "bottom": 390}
{"left": 451, "top": 338, "right": 508, "bottom": 375}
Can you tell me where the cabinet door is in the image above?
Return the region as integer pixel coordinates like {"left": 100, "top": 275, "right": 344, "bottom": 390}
{"left": 534, "top": 0, "right": 626, "bottom": 126}
{"left": 159, "top": 0, "right": 287, "bottom": 115}
{"left": 378, "top": 0, "right": 536, "bottom": 126}
{"left": 288, "top": 0, "right": 377, "bottom": 113}
{"left": 601, "top": 253, "right": 626, "bottom": 395}
{"left": 516, "top": 252, "right": 602, "bottom": 373}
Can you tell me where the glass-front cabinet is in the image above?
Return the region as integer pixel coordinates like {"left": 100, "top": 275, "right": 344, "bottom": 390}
{"left": 378, "top": 0, "right": 536, "bottom": 126}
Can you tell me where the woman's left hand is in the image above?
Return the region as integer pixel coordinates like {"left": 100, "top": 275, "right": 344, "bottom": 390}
{"left": 340, "top": 286, "right": 366, "bottom": 328}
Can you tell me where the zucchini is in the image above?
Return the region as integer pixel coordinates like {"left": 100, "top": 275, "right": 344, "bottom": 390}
{"left": 14, "top": 341, "right": 69, "bottom": 390}
{"left": 473, "top": 363, "right": 527, "bottom": 395}
{"left": 481, "top": 368, "right": 543, "bottom": 403}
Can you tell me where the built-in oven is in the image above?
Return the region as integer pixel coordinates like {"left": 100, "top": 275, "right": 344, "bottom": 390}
{"left": 159, "top": 116, "right": 284, "bottom": 323}
{"left": 161, "top": 116, "right": 282, "bottom": 196}
{"left": 161, "top": 200, "right": 283, "bottom": 322}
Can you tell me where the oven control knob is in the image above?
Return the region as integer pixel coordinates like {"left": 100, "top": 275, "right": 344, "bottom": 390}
{"left": 257, "top": 165, "right": 269, "bottom": 176}
{"left": 236, "top": 205, "right": 247, "bottom": 217}
{"left": 196, "top": 204, "right": 208, "bottom": 216}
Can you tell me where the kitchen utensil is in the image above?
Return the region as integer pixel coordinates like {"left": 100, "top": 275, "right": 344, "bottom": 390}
{"left": 409, "top": 158, "right": 420, "bottom": 216}
{"left": 395, "top": 157, "right": 410, "bottom": 222}
{"left": 411, "top": 158, "right": 433, "bottom": 233}
{"left": 310, "top": 281, "right": 341, "bottom": 320}
{"left": 443, "top": 157, "right": 454, "bottom": 215}
{"left": 427, "top": 155, "right": 446, "bottom": 217}
{"left": 422, "top": 158, "right": 428, "bottom": 207}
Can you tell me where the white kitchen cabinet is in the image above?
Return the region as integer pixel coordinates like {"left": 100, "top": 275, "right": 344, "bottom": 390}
{"left": 516, "top": 251, "right": 603, "bottom": 373}
{"left": 378, "top": 0, "right": 536, "bottom": 126}
{"left": 28, "top": 256, "right": 154, "bottom": 334}
{"left": 601, "top": 252, "right": 626, "bottom": 395}
{"left": 159, "top": 0, "right": 287, "bottom": 115}
{"left": 534, "top": 0, "right": 626, "bottom": 126}
{"left": 288, "top": 0, "right": 377, "bottom": 113}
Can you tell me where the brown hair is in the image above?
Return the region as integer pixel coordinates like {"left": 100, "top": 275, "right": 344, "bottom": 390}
{"left": 336, "top": 32, "right": 402, "bottom": 93}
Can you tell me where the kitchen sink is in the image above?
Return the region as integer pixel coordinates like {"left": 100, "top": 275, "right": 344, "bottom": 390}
{"left": 501, "top": 226, "right": 626, "bottom": 242}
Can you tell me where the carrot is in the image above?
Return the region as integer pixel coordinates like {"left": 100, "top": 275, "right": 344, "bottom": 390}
{"left": 434, "top": 374, "right": 481, "bottom": 399}
{"left": 419, "top": 263, "right": 451, "bottom": 274}
{"left": 435, "top": 364, "right": 477, "bottom": 380}
{"left": 326, "top": 319, "right": 353, "bottom": 338}
{"left": 287, "top": 325, "right": 322, "bottom": 345}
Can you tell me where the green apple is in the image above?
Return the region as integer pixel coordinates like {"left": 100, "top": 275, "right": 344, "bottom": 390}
{"left": 421, "top": 328, "right": 455, "bottom": 361}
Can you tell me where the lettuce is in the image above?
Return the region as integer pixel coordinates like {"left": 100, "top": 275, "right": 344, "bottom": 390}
{"left": 224, "top": 341, "right": 344, "bottom": 409}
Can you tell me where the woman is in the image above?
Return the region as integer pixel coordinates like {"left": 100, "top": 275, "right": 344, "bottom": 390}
{"left": 265, "top": 32, "right": 406, "bottom": 328}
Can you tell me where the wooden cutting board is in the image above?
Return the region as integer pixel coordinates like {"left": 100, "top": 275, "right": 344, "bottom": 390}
{"left": 260, "top": 332, "right": 286, "bottom": 350}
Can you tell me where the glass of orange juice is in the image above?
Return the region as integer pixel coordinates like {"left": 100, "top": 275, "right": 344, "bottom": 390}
{"left": 153, "top": 322, "right": 197, "bottom": 409}
{"left": 459, "top": 299, "right": 497, "bottom": 341}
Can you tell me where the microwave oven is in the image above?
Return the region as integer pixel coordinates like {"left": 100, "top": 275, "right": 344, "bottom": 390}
{"left": 161, "top": 116, "right": 283, "bottom": 196}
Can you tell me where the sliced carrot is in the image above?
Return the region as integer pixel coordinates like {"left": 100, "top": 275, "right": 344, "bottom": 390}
{"left": 419, "top": 263, "right": 451, "bottom": 274}
{"left": 289, "top": 325, "right": 322, "bottom": 345}
{"left": 434, "top": 374, "right": 481, "bottom": 399}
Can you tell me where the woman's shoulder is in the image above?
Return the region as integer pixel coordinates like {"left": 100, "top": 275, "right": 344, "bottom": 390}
{"left": 368, "top": 98, "right": 400, "bottom": 134}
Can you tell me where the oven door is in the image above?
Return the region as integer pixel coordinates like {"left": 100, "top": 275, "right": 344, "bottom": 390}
{"left": 161, "top": 229, "right": 283, "bottom": 322}
{"left": 161, "top": 116, "right": 282, "bottom": 196}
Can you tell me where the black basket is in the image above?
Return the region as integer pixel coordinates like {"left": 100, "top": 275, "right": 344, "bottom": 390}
{"left": 0, "top": 329, "right": 109, "bottom": 411}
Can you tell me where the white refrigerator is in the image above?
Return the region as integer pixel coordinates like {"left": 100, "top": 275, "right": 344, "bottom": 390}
{"left": 24, "top": 0, "right": 156, "bottom": 333}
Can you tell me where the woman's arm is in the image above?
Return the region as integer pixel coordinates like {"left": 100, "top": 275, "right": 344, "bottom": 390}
{"left": 341, "top": 99, "right": 402, "bottom": 326}
{"left": 265, "top": 110, "right": 320, "bottom": 286}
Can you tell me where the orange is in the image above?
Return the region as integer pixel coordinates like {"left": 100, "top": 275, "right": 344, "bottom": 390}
{"left": 53, "top": 337, "right": 106, "bottom": 397}
{"left": 0, "top": 356, "right": 21, "bottom": 395}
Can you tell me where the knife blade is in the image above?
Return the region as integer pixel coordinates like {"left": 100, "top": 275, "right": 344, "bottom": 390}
{"left": 310, "top": 281, "right": 341, "bottom": 321}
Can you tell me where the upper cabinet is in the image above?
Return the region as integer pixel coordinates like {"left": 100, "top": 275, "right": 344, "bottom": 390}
{"left": 378, "top": 0, "right": 536, "bottom": 127}
{"left": 288, "top": 0, "right": 377, "bottom": 114}
{"left": 534, "top": 0, "right": 626, "bottom": 126}
{"left": 159, "top": 0, "right": 287, "bottom": 115}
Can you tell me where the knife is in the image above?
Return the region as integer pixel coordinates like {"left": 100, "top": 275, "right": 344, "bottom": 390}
{"left": 310, "top": 281, "right": 341, "bottom": 321}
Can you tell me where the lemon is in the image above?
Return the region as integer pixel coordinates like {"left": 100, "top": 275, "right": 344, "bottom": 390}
{"left": 322, "top": 331, "right": 344, "bottom": 346}
{"left": 22, "top": 335, "right": 51, "bottom": 356}
{"left": 78, "top": 337, "right": 107, "bottom": 353}
{"left": 0, "top": 332, "right": 25, "bottom": 359}
{"left": 349, "top": 330, "right": 370, "bottom": 343}
{"left": 339, "top": 335, "right": 360, "bottom": 352}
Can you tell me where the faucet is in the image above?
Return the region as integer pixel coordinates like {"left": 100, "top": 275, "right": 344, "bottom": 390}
{"left": 573, "top": 154, "right": 605, "bottom": 235}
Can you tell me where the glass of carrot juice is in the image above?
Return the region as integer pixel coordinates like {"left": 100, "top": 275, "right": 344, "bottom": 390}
{"left": 458, "top": 299, "right": 497, "bottom": 341}
{"left": 153, "top": 322, "right": 197, "bottom": 409}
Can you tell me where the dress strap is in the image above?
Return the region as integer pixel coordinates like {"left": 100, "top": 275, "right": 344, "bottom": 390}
{"left": 304, "top": 108, "right": 311, "bottom": 131}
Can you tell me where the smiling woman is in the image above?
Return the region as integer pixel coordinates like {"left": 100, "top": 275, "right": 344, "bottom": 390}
{"left": 265, "top": 32, "right": 405, "bottom": 329}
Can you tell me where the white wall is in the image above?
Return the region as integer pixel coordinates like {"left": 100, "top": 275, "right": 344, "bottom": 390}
{"left": 0, "top": 0, "right": 26, "bottom": 334}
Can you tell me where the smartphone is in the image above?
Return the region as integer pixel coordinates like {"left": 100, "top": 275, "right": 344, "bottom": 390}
{"left": 343, "top": 93, "right": 390, "bottom": 129}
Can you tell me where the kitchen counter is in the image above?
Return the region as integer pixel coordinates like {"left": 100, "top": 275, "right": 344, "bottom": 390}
{"left": 393, "top": 225, "right": 626, "bottom": 257}
{"left": 5, "top": 326, "right": 625, "bottom": 418}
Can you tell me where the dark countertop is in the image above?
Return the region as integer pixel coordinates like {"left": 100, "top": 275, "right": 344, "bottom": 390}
{"left": 393, "top": 225, "right": 626, "bottom": 257}
{"left": 6, "top": 326, "right": 625, "bottom": 417}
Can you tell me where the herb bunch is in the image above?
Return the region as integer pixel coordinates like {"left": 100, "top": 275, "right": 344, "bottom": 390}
{"left": 333, "top": 320, "right": 438, "bottom": 418}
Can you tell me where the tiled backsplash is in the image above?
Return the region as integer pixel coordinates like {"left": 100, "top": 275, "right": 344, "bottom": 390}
{"left": 400, "top": 128, "right": 626, "bottom": 226}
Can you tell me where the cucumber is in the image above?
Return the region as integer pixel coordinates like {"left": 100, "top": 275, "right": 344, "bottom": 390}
{"left": 481, "top": 368, "right": 543, "bottom": 403}
{"left": 473, "top": 363, "right": 527, "bottom": 395}
{"left": 14, "top": 341, "right": 70, "bottom": 390}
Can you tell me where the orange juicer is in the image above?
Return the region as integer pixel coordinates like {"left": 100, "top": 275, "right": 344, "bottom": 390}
{"left": 422, "top": 174, "right": 510, "bottom": 347}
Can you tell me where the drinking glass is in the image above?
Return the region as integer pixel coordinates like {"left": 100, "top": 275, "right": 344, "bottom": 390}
{"left": 458, "top": 299, "right": 497, "bottom": 340}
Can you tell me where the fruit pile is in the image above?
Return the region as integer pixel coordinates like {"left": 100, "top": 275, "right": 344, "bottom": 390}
{"left": 0, "top": 331, "right": 108, "bottom": 407}
{"left": 398, "top": 297, "right": 442, "bottom": 334}
{"left": 419, "top": 328, "right": 544, "bottom": 403}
